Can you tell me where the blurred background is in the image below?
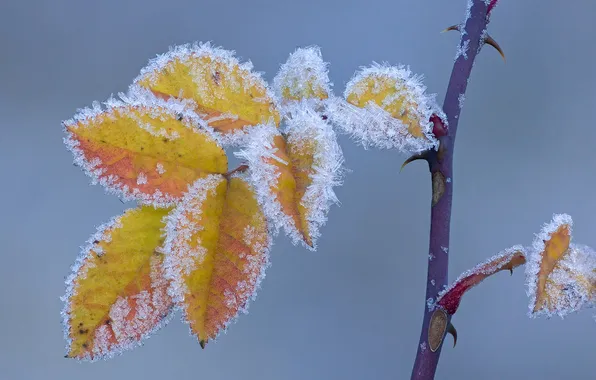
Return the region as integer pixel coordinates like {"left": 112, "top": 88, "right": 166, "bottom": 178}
{"left": 1, "top": 0, "right": 595, "bottom": 379}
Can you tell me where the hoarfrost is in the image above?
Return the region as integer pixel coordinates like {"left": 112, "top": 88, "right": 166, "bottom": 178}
{"left": 273, "top": 46, "right": 332, "bottom": 106}
{"left": 455, "top": 40, "right": 470, "bottom": 61}
{"left": 458, "top": 93, "right": 465, "bottom": 110}
{"left": 427, "top": 297, "right": 435, "bottom": 311}
{"left": 136, "top": 172, "right": 148, "bottom": 185}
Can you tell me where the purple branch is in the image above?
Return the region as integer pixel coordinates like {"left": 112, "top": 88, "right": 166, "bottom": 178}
{"left": 410, "top": 1, "right": 492, "bottom": 379}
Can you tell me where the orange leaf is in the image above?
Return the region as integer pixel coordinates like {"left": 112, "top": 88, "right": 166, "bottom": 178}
{"left": 64, "top": 96, "right": 228, "bottom": 206}
{"left": 133, "top": 42, "right": 280, "bottom": 143}
{"left": 526, "top": 214, "right": 596, "bottom": 317}
{"left": 164, "top": 174, "right": 270, "bottom": 346}
{"left": 62, "top": 206, "right": 174, "bottom": 360}
{"left": 237, "top": 106, "right": 343, "bottom": 249}
{"left": 436, "top": 246, "right": 526, "bottom": 315}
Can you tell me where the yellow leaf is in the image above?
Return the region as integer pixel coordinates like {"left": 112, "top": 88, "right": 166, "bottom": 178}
{"left": 327, "top": 63, "right": 440, "bottom": 153}
{"left": 64, "top": 98, "right": 228, "bottom": 206}
{"left": 346, "top": 65, "right": 432, "bottom": 138}
{"left": 273, "top": 46, "right": 331, "bottom": 103}
{"left": 63, "top": 206, "right": 174, "bottom": 360}
{"left": 134, "top": 43, "right": 280, "bottom": 138}
{"left": 165, "top": 174, "right": 270, "bottom": 346}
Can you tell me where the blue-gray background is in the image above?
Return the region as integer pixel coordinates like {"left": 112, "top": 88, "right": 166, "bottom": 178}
{"left": 2, "top": 0, "right": 594, "bottom": 379}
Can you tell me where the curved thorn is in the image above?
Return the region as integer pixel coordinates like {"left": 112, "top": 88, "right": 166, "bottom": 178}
{"left": 442, "top": 24, "right": 460, "bottom": 33}
{"left": 447, "top": 322, "right": 458, "bottom": 348}
{"left": 484, "top": 35, "right": 506, "bottom": 62}
{"left": 400, "top": 152, "right": 429, "bottom": 172}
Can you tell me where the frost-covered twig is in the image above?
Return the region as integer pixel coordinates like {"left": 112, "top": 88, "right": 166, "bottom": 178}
{"left": 410, "top": 1, "right": 494, "bottom": 379}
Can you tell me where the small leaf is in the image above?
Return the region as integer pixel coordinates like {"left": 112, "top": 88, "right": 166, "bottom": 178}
{"left": 62, "top": 206, "right": 174, "bottom": 361}
{"left": 164, "top": 174, "right": 271, "bottom": 345}
{"left": 436, "top": 246, "right": 526, "bottom": 315}
{"left": 326, "top": 63, "right": 443, "bottom": 153}
{"left": 64, "top": 95, "right": 228, "bottom": 207}
{"left": 273, "top": 46, "right": 331, "bottom": 105}
{"left": 237, "top": 105, "right": 343, "bottom": 249}
{"left": 526, "top": 214, "right": 596, "bottom": 318}
{"left": 134, "top": 42, "right": 280, "bottom": 144}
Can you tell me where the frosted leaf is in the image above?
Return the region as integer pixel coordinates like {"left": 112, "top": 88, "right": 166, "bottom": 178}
{"left": 133, "top": 41, "right": 280, "bottom": 146}
{"left": 163, "top": 174, "right": 272, "bottom": 344}
{"left": 163, "top": 175, "right": 225, "bottom": 304}
{"left": 325, "top": 63, "right": 443, "bottom": 154}
{"left": 63, "top": 89, "right": 227, "bottom": 208}
{"left": 235, "top": 125, "right": 292, "bottom": 237}
{"left": 61, "top": 207, "right": 175, "bottom": 361}
{"left": 436, "top": 246, "right": 526, "bottom": 314}
{"left": 273, "top": 46, "right": 332, "bottom": 107}
{"left": 525, "top": 214, "right": 596, "bottom": 318}
{"left": 283, "top": 104, "right": 344, "bottom": 248}
{"left": 236, "top": 103, "right": 344, "bottom": 249}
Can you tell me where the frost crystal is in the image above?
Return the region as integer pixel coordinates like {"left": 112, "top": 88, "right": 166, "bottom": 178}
{"left": 455, "top": 40, "right": 470, "bottom": 61}
{"left": 163, "top": 175, "right": 224, "bottom": 305}
{"left": 427, "top": 297, "right": 435, "bottom": 311}
{"left": 326, "top": 63, "right": 444, "bottom": 154}
{"left": 273, "top": 46, "right": 332, "bottom": 107}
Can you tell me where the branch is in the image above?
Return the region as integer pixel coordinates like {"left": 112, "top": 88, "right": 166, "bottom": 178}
{"left": 410, "top": 1, "right": 495, "bottom": 379}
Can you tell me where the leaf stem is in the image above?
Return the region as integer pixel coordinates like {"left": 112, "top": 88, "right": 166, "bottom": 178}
{"left": 410, "top": 1, "right": 492, "bottom": 379}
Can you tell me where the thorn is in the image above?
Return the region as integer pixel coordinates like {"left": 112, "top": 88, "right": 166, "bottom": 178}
{"left": 447, "top": 322, "right": 458, "bottom": 348}
{"left": 199, "top": 339, "right": 206, "bottom": 349}
{"left": 441, "top": 24, "right": 460, "bottom": 33}
{"left": 509, "top": 267, "right": 514, "bottom": 276}
{"left": 484, "top": 34, "right": 506, "bottom": 62}
{"left": 224, "top": 164, "right": 249, "bottom": 178}
{"left": 400, "top": 151, "right": 430, "bottom": 172}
